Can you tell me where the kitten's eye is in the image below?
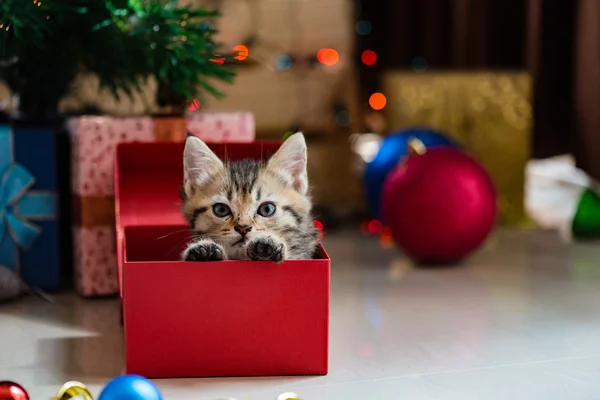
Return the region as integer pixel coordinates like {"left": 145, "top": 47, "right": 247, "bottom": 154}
{"left": 257, "top": 202, "right": 277, "bottom": 217}
{"left": 212, "top": 203, "right": 231, "bottom": 217}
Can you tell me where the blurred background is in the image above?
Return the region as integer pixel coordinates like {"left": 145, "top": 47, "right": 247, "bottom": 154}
{"left": 5, "top": 4, "right": 600, "bottom": 398}
{"left": 1, "top": 0, "right": 600, "bottom": 296}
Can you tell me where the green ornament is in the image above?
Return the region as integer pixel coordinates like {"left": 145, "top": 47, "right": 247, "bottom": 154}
{"left": 283, "top": 131, "right": 294, "bottom": 141}
{"left": 571, "top": 188, "right": 600, "bottom": 238}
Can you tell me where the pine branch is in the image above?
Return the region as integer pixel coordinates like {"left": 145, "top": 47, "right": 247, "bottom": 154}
{"left": 107, "top": 0, "right": 236, "bottom": 110}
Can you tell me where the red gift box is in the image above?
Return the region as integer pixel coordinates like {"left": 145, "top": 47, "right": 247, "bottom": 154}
{"left": 115, "top": 141, "right": 330, "bottom": 378}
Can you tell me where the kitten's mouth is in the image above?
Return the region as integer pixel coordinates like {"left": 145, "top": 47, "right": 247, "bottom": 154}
{"left": 233, "top": 238, "right": 247, "bottom": 246}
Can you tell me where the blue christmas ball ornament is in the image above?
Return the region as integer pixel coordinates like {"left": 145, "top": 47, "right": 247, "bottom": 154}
{"left": 364, "top": 127, "right": 458, "bottom": 218}
{"left": 98, "top": 375, "right": 162, "bottom": 400}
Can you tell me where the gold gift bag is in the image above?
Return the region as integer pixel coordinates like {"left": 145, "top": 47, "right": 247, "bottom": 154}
{"left": 383, "top": 71, "right": 532, "bottom": 227}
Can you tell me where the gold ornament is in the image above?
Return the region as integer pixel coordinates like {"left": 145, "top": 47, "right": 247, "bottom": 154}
{"left": 54, "top": 381, "right": 93, "bottom": 400}
{"left": 277, "top": 392, "right": 300, "bottom": 400}
{"left": 407, "top": 137, "right": 426, "bottom": 156}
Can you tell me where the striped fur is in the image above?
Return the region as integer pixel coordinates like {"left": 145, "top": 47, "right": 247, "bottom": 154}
{"left": 181, "top": 133, "right": 318, "bottom": 261}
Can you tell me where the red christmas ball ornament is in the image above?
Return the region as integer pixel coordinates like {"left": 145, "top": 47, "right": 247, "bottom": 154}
{"left": 0, "top": 381, "right": 29, "bottom": 400}
{"left": 381, "top": 139, "right": 497, "bottom": 264}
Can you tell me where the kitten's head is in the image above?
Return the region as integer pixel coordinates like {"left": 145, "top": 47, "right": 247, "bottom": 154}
{"left": 181, "top": 133, "right": 317, "bottom": 260}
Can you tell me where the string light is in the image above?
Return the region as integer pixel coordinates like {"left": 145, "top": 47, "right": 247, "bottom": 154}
{"left": 369, "top": 92, "right": 387, "bottom": 110}
{"left": 233, "top": 45, "right": 248, "bottom": 61}
{"left": 275, "top": 54, "right": 293, "bottom": 71}
{"left": 187, "top": 99, "right": 200, "bottom": 111}
{"left": 364, "top": 111, "right": 387, "bottom": 133}
{"left": 314, "top": 220, "right": 324, "bottom": 240}
{"left": 209, "top": 54, "right": 225, "bottom": 65}
{"left": 368, "top": 219, "right": 383, "bottom": 234}
{"left": 317, "top": 48, "right": 339, "bottom": 66}
{"left": 411, "top": 56, "right": 429, "bottom": 73}
{"left": 355, "top": 20, "right": 372, "bottom": 35}
{"left": 361, "top": 50, "right": 377, "bottom": 66}
{"left": 335, "top": 110, "right": 350, "bottom": 127}
{"left": 351, "top": 133, "right": 381, "bottom": 162}
{"left": 379, "top": 226, "right": 394, "bottom": 248}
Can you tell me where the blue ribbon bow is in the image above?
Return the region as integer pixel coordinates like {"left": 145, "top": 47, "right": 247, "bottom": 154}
{"left": 0, "top": 125, "right": 56, "bottom": 270}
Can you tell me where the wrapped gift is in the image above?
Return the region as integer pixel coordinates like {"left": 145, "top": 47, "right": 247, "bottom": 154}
{"left": 70, "top": 113, "right": 256, "bottom": 296}
{"left": 383, "top": 71, "right": 532, "bottom": 227}
{"left": 152, "top": 115, "right": 187, "bottom": 143}
{"left": 0, "top": 123, "right": 61, "bottom": 290}
{"left": 70, "top": 116, "right": 174, "bottom": 296}
{"left": 186, "top": 111, "right": 255, "bottom": 143}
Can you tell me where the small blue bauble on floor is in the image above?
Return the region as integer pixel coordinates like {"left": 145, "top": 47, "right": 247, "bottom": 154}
{"left": 364, "top": 127, "right": 458, "bottom": 218}
{"left": 98, "top": 375, "right": 162, "bottom": 400}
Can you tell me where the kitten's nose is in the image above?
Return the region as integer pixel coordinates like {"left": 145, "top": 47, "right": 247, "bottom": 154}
{"left": 234, "top": 224, "right": 253, "bottom": 236}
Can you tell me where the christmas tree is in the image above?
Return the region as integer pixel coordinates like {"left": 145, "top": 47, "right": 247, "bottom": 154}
{"left": 0, "top": 0, "right": 235, "bottom": 118}
{"left": 107, "top": 0, "right": 235, "bottom": 113}
{"left": 0, "top": 0, "right": 142, "bottom": 118}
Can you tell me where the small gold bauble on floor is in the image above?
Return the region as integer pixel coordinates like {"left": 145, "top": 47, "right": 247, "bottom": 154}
{"left": 277, "top": 393, "right": 300, "bottom": 400}
{"left": 54, "top": 381, "right": 94, "bottom": 400}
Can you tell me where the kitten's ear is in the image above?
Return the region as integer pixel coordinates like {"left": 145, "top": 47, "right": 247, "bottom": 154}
{"left": 267, "top": 132, "right": 308, "bottom": 195}
{"left": 183, "top": 136, "right": 223, "bottom": 196}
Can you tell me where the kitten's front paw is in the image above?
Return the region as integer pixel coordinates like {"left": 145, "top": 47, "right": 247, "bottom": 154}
{"left": 183, "top": 240, "right": 226, "bottom": 261}
{"left": 247, "top": 236, "right": 285, "bottom": 263}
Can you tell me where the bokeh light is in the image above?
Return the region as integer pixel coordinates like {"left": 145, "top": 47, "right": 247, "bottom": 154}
{"left": 317, "top": 48, "right": 339, "bottom": 66}
{"left": 368, "top": 219, "right": 383, "bottom": 234}
{"left": 380, "top": 226, "right": 393, "bottom": 248}
{"left": 275, "top": 54, "right": 293, "bottom": 71}
{"left": 379, "top": 234, "right": 394, "bottom": 249}
{"left": 314, "top": 220, "right": 324, "bottom": 240}
{"left": 187, "top": 99, "right": 200, "bottom": 111}
{"left": 364, "top": 111, "right": 387, "bottom": 133}
{"left": 351, "top": 133, "right": 381, "bottom": 163}
{"left": 369, "top": 92, "right": 387, "bottom": 110}
{"left": 355, "top": 20, "right": 372, "bottom": 35}
{"left": 210, "top": 54, "right": 224, "bottom": 65}
{"left": 361, "top": 50, "right": 377, "bottom": 66}
{"left": 314, "top": 220, "right": 324, "bottom": 232}
{"left": 411, "top": 56, "right": 429, "bottom": 73}
{"left": 233, "top": 45, "right": 248, "bottom": 61}
{"left": 335, "top": 110, "right": 351, "bottom": 127}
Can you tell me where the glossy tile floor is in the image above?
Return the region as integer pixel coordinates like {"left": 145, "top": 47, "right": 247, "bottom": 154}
{"left": 3, "top": 229, "right": 600, "bottom": 399}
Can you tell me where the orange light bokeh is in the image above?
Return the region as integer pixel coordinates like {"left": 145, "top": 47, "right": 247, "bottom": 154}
{"left": 361, "top": 50, "right": 377, "bottom": 66}
{"left": 369, "top": 92, "right": 387, "bottom": 110}
{"left": 317, "top": 48, "right": 339, "bottom": 66}
{"left": 233, "top": 45, "right": 249, "bottom": 61}
{"left": 379, "top": 235, "right": 394, "bottom": 249}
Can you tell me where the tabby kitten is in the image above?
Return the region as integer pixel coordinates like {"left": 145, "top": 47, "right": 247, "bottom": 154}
{"left": 180, "top": 132, "right": 318, "bottom": 262}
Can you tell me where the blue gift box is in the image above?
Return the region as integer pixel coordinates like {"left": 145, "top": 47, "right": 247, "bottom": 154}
{"left": 0, "top": 123, "right": 61, "bottom": 290}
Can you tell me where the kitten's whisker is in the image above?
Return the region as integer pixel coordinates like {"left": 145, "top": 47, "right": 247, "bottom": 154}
{"left": 165, "top": 237, "right": 198, "bottom": 259}
{"left": 155, "top": 229, "right": 194, "bottom": 240}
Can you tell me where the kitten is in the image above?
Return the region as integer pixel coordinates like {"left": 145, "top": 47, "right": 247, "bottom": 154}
{"left": 180, "top": 132, "right": 318, "bottom": 262}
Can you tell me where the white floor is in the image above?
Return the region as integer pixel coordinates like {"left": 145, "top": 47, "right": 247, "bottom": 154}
{"left": 2, "top": 229, "right": 600, "bottom": 400}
